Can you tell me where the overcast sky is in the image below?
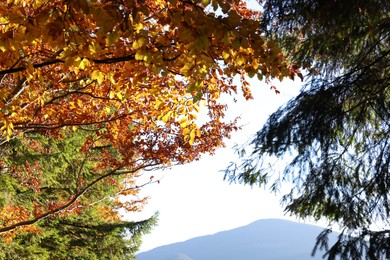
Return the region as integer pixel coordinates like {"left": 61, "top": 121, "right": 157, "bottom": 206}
{"left": 124, "top": 76, "right": 322, "bottom": 253}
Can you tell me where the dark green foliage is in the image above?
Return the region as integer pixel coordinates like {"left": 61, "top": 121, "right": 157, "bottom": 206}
{"left": 261, "top": 0, "right": 389, "bottom": 74}
{"left": 0, "top": 214, "right": 157, "bottom": 260}
{"left": 0, "top": 130, "right": 156, "bottom": 259}
{"left": 226, "top": 1, "right": 390, "bottom": 259}
{"left": 1, "top": 130, "right": 109, "bottom": 217}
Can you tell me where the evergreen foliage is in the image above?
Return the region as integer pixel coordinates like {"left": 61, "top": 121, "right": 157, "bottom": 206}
{"left": 0, "top": 214, "right": 156, "bottom": 260}
{"left": 226, "top": 1, "right": 390, "bottom": 259}
{"left": 0, "top": 130, "right": 156, "bottom": 259}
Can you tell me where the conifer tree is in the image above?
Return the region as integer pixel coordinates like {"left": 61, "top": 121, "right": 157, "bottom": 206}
{"left": 226, "top": 1, "right": 390, "bottom": 259}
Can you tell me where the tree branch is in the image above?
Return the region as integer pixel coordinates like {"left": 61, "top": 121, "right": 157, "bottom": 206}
{"left": 0, "top": 163, "right": 160, "bottom": 234}
{"left": 0, "top": 59, "right": 64, "bottom": 75}
{"left": 0, "top": 54, "right": 137, "bottom": 76}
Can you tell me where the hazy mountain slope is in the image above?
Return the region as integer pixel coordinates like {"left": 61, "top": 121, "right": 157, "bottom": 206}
{"left": 136, "top": 219, "right": 338, "bottom": 260}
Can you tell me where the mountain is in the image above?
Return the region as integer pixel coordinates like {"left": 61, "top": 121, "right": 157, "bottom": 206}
{"left": 136, "top": 219, "right": 338, "bottom": 260}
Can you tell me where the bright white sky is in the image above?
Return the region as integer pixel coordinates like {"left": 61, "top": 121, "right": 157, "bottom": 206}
{"left": 125, "top": 76, "right": 326, "bottom": 253}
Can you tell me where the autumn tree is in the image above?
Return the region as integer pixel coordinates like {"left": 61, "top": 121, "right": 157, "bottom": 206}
{"left": 0, "top": 0, "right": 297, "bottom": 242}
{"left": 226, "top": 0, "right": 390, "bottom": 259}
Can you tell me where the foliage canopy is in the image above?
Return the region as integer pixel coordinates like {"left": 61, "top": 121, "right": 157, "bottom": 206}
{"left": 0, "top": 0, "right": 297, "bottom": 250}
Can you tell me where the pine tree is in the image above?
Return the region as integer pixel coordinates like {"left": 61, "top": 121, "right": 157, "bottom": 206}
{"left": 226, "top": 1, "right": 390, "bottom": 259}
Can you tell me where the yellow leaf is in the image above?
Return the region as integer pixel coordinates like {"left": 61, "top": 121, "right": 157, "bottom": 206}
{"left": 7, "top": 123, "right": 13, "bottom": 137}
{"left": 77, "top": 99, "right": 83, "bottom": 107}
{"left": 199, "top": 65, "right": 208, "bottom": 74}
{"left": 236, "top": 55, "right": 247, "bottom": 66}
{"left": 180, "top": 64, "right": 191, "bottom": 75}
{"left": 132, "top": 37, "right": 147, "bottom": 49}
{"left": 252, "top": 58, "right": 259, "bottom": 70}
{"left": 202, "top": 0, "right": 211, "bottom": 6}
{"left": 106, "top": 31, "right": 119, "bottom": 46}
{"left": 190, "top": 129, "right": 196, "bottom": 140}
{"left": 108, "top": 72, "right": 116, "bottom": 85}
{"left": 79, "top": 58, "right": 90, "bottom": 70}
{"left": 116, "top": 92, "right": 123, "bottom": 100}
{"left": 0, "top": 17, "right": 8, "bottom": 25}
{"left": 135, "top": 23, "right": 143, "bottom": 33}
{"left": 162, "top": 114, "right": 169, "bottom": 123}
{"left": 135, "top": 51, "right": 144, "bottom": 61}
{"left": 188, "top": 113, "right": 197, "bottom": 120}
{"left": 189, "top": 129, "right": 196, "bottom": 145}
{"left": 91, "top": 70, "right": 105, "bottom": 84}
{"left": 222, "top": 50, "right": 230, "bottom": 59}
{"left": 178, "top": 117, "right": 187, "bottom": 124}
{"left": 0, "top": 39, "right": 7, "bottom": 52}
{"left": 154, "top": 100, "right": 163, "bottom": 109}
{"left": 167, "top": 111, "right": 173, "bottom": 119}
{"left": 109, "top": 91, "right": 115, "bottom": 99}
{"left": 196, "top": 129, "right": 201, "bottom": 137}
{"left": 193, "top": 104, "right": 200, "bottom": 113}
{"left": 89, "top": 42, "right": 97, "bottom": 54}
{"left": 183, "top": 128, "right": 190, "bottom": 135}
{"left": 179, "top": 117, "right": 190, "bottom": 128}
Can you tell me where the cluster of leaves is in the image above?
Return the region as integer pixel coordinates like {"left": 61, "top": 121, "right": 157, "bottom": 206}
{"left": 0, "top": 0, "right": 298, "bottom": 253}
{"left": 226, "top": 0, "right": 390, "bottom": 259}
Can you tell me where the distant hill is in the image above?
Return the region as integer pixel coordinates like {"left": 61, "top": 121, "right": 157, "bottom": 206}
{"left": 136, "top": 219, "right": 338, "bottom": 260}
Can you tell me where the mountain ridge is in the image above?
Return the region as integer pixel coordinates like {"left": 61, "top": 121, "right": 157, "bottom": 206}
{"left": 136, "top": 218, "right": 337, "bottom": 260}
